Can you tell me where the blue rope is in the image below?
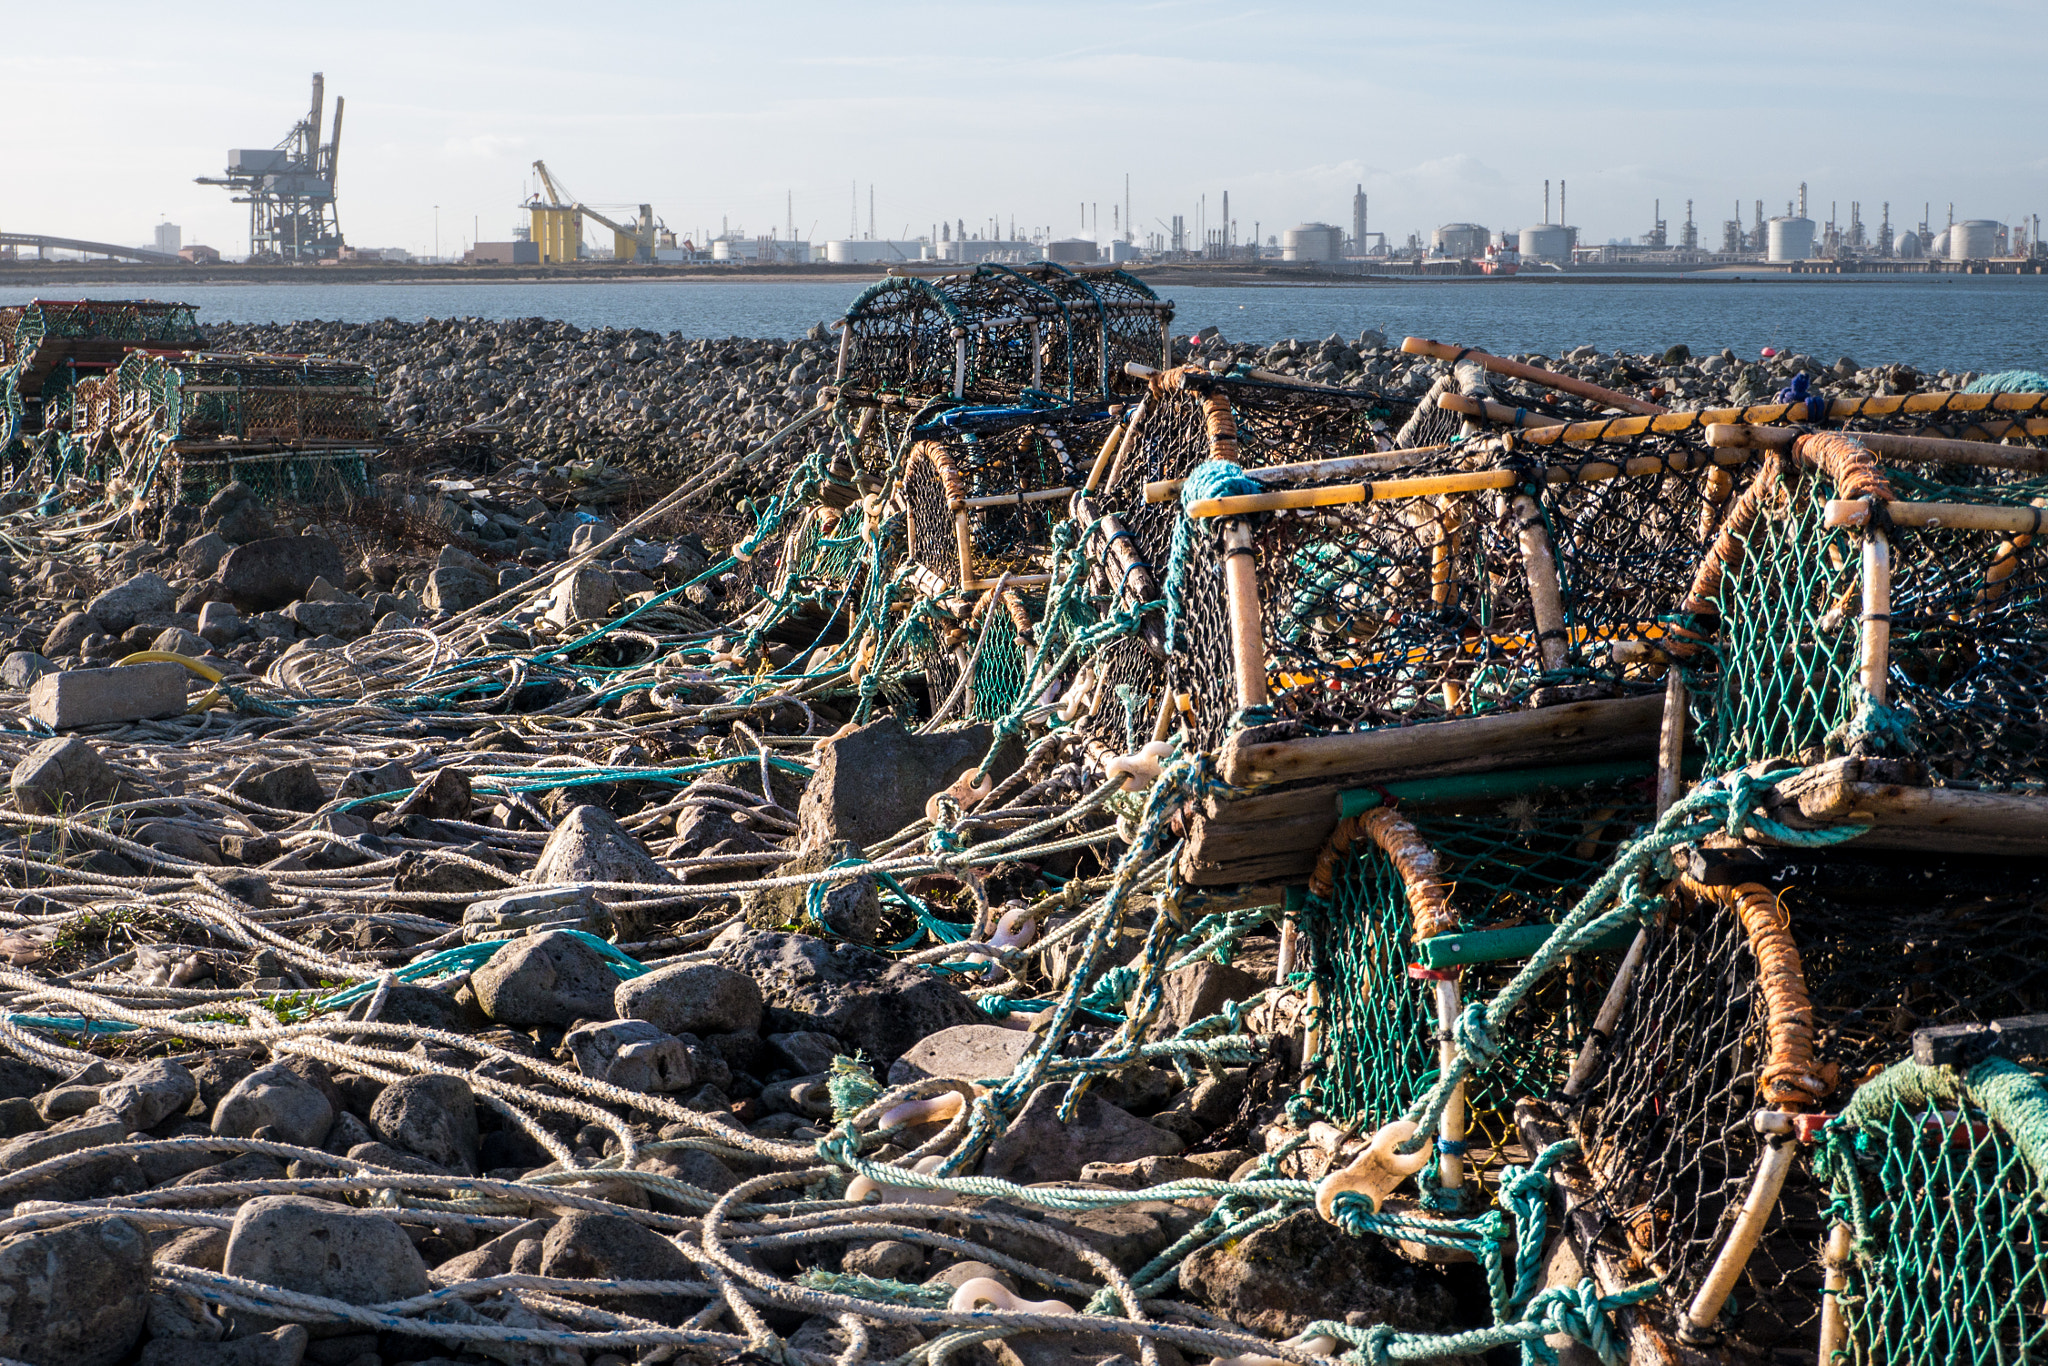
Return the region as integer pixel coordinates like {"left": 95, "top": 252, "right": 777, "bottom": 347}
{"left": 1164, "top": 461, "right": 1264, "bottom": 655}
{"left": 1964, "top": 369, "right": 2048, "bottom": 394}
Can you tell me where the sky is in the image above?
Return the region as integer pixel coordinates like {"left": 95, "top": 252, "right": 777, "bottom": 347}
{"left": 5, "top": 0, "right": 2045, "bottom": 259}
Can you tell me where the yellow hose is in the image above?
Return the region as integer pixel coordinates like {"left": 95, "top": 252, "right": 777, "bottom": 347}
{"left": 116, "top": 650, "right": 226, "bottom": 713}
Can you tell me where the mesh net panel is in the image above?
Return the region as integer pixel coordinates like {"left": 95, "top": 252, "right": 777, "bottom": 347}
{"left": 1308, "top": 778, "right": 1648, "bottom": 1170}
{"left": 1689, "top": 457, "right": 2048, "bottom": 789}
{"left": 1824, "top": 1061, "right": 2048, "bottom": 1365}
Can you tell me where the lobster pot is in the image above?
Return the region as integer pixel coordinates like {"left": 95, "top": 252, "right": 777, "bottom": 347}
{"left": 1305, "top": 775, "right": 1646, "bottom": 1170}
{"left": 895, "top": 417, "right": 1108, "bottom": 591}
{"left": 1102, "top": 367, "right": 1419, "bottom": 579}
{"left": 1822, "top": 386, "right": 2048, "bottom": 447}
{"left": 1572, "top": 861, "right": 2048, "bottom": 1354}
{"left": 835, "top": 265, "right": 1172, "bottom": 404}
{"left": 1070, "top": 631, "right": 1167, "bottom": 762}
{"left": 169, "top": 450, "right": 372, "bottom": 506}
{"left": 904, "top": 586, "right": 1038, "bottom": 726}
{"left": 1818, "top": 1056, "right": 2048, "bottom": 1366}
{"left": 1687, "top": 445, "right": 2048, "bottom": 789}
{"left": 1167, "top": 441, "right": 1751, "bottom": 752}
{"left": 165, "top": 353, "right": 381, "bottom": 445}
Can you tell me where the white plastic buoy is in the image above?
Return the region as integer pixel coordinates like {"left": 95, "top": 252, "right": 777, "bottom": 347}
{"left": 1313, "top": 1119, "right": 1432, "bottom": 1221}
{"left": 845, "top": 1152, "right": 956, "bottom": 1206}
{"left": 1104, "top": 739, "right": 1174, "bottom": 792}
{"left": 947, "top": 1277, "right": 1075, "bottom": 1316}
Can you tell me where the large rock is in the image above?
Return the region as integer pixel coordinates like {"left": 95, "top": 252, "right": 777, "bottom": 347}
{"left": 98, "top": 1058, "right": 197, "bottom": 1131}
{"left": 175, "top": 532, "right": 235, "bottom": 579}
{"left": 547, "top": 565, "right": 618, "bottom": 627}
{"left": 978, "top": 1084, "right": 1182, "bottom": 1186}
{"left": 718, "top": 931, "right": 980, "bottom": 1066}
{"left": 221, "top": 1196, "right": 427, "bottom": 1338}
{"left": 469, "top": 930, "right": 620, "bottom": 1027}
{"left": 0, "top": 1216, "right": 150, "bottom": 1366}
{"left": 423, "top": 566, "right": 491, "bottom": 614}
{"left": 563, "top": 1019, "right": 696, "bottom": 1093}
{"left": 671, "top": 778, "right": 774, "bottom": 885}
{"left": 614, "top": 961, "right": 763, "bottom": 1037}
{"left": 227, "top": 760, "right": 326, "bottom": 813}
{"left": 740, "top": 842, "right": 882, "bottom": 943}
{"left": 1178, "top": 1208, "right": 1459, "bottom": 1338}
{"left": 283, "top": 599, "right": 373, "bottom": 641}
{"left": 10, "top": 736, "right": 121, "bottom": 814}
{"left": 538, "top": 1211, "right": 698, "bottom": 1324}
{"left": 28, "top": 662, "right": 186, "bottom": 729}
{"left": 211, "top": 1062, "right": 333, "bottom": 1148}
{"left": 86, "top": 572, "right": 178, "bottom": 635}
{"left": 216, "top": 536, "right": 345, "bottom": 612}
{"left": 199, "top": 483, "right": 275, "bottom": 545}
{"left": 1162, "top": 960, "right": 1262, "bottom": 1031}
{"left": 888, "top": 1024, "right": 1034, "bottom": 1088}
{"left": 0, "top": 651, "right": 53, "bottom": 691}
{"left": 369, "top": 1074, "right": 479, "bottom": 1174}
{"left": 797, "top": 715, "right": 1011, "bottom": 852}
{"left": 41, "top": 612, "right": 99, "bottom": 658}
{"left": 139, "top": 1325, "right": 309, "bottom": 1366}
{"left": 529, "top": 804, "right": 678, "bottom": 902}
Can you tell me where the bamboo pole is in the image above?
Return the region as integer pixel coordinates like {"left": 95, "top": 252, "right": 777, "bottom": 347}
{"left": 1183, "top": 448, "right": 1751, "bottom": 519}
{"left": 1220, "top": 520, "right": 1268, "bottom": 712}
{"left": 1143, "top": 443, "right": 1455, "bottom": 503}
{"left": 1402, "top": 337, "right": 1668, "bottom": 416}
{"left": 1082, "top": 412, "right": 1127, "bottom": 493}
{"left": 1861, "top": 529, "right": 1891, "bottom": 704}
{"left": 1706, "top": 421, "right": 2048, "bottom": 472}
{"left": 1826, "top": 499, "right": 2048, "bottom": 535}
{"left": 958, "top": 486, "right": 1075, "bottom": 510}
{"left": 1511, "top": 493, "right": 1570, "bottom": 673}
{"left": 1098, "top": 403, "right": 1146, "bottom": 494}
{"left": 952, "top": 510, "right": 977, "bottom": 586}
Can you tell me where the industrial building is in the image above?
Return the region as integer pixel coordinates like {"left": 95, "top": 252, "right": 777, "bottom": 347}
{"left": 823, "top": 240, "right": 925, "bottom": 264}
{"left": 1430, "top": 223, "right": 1488, "bottom": 259}
{"left": 1282, "top": 224, "right": 1343, "bottom": 262}
{"left": 196, "top": 73, "right": 345, "bottom": 261}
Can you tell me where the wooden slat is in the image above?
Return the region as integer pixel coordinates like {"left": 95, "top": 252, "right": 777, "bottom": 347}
{"left": 1774, "top": 766, "right": 2048, "bottom": 855}
{"left": 1220, "top": 695, "right": 1666, "bottom": 788}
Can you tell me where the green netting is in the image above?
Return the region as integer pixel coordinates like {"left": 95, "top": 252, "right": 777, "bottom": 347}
{"left": 1306, "top": 774, "right": 1649, "bottom": 1167}
{"left": 1820, "top": 1056, "right": 2048, "bottom": 1365}
{"left": 171, "top": 450, "right": 372, "bottom": 505}
{"left": 1690, "top": 459, "right": 2048, "bottom": 789}
{"left": 966, "top": 593, "right": 1034, "bottom": 722}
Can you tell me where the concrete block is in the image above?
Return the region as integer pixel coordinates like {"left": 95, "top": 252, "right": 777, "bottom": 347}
{"left": 27, "top": 663, "right": 187, "bottom": 730}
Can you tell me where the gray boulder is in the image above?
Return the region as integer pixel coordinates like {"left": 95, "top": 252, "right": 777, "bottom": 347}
{"left": 888, "top": 1023, "right": 1034, "bottom": 1088}
{"left": 1162, "top": 959, "right": 1262, "bottom": 1031}
{"left": 11, "top": 736, "right": 121, "bottom": 814}
{"left": 615, "top": 961, "right": 763, "bottom": 1037}
{"left": 538, "top": 1211, "right": 697, "bottom": 1323}
{"left": 469, "top": 930, "right": 620, "bottom": 1027}
{"left": 979, "top": 1084, "right": 1182, "bottom": 1186}
{"left": 797, "top": 715, "right": 1011, "bottom": 852}
{"left": 546, "top": 565, "right": 618, "bottom": 626}
{"left": 740, "top": 841, "right": 882, "bottom": 942}
{"left": 98, "top": 1058, "right": 197, "bottom": 1131}
{"left": 175, "top": 531, "right": 235, "bottom": 579}
{"left": 563, "top": 1018, "right": 696, "bottom": 1093}
{"left": 217, "top": 536, "right": 345, "bottom": 612}
{"left": 1179, "top": 1207, "right": 1458, "bottom": 1338}
{"left": 0, "top": 651, "right": 53, "bottom": 690}
{"left": 0, "top": 1216, "right": 150, "bottom": 1366}
{"left": 227, "top": 759, "right": 326, "bottom": 813}
{"left": 41, "top": 612, "right": 99, "bottom": 657}
{"left": 283, "top": 599, "right": 373, "bottom": 641}
{"left": 221, "top": 1196, "right": 428, "bottom": 1338}
{"left": 139, "top": 1325, "right": 309, "bottom": 1365}
{"left": 86, "top": 572, "right": 178, "bottom": 635}
{"left": 529, "top": 804, "right": 678, "bottom": 898}
{"left": 151, "top": 626, "right": 213, "bottom": 658}
{"left": 369, "top": 1074, "right": 479, "bottom": 1174}
{"left": 718, "top": 931, "right": 980, "bottom": 1066}
{"left": 423, "top": 566, "right": 491, "bottom": 614}
{"left": 211, "top": 1062, "right": 334, "bottom": 1148}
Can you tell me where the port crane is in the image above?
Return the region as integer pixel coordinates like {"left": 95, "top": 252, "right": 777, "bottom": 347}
{"left": 527, "top": 160, "right": 664, "bottom": 263}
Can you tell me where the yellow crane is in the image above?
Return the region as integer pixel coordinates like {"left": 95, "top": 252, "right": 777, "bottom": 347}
{"left": 527, "top": 160, "right": 665, "bottom": 263}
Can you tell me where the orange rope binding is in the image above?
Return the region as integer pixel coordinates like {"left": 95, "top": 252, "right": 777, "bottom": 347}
{"left": 1681, "top": 878, "right": 1836, "bottom": 1108}
{"left": 1309, "top": 807, "right": 1456, "bottom": 942}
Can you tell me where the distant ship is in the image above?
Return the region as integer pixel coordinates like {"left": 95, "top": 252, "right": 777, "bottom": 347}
{"left": 1481, "top": 242, "right": 1520, "bottom": 276}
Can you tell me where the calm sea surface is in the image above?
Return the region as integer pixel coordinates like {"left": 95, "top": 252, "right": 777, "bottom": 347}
{"left": 3, "top": 274, "right": 2042, "bottom": 375}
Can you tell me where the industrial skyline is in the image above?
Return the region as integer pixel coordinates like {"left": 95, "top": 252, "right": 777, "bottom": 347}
{"left": 4, "top": 0, "right": 2043, "bottom": 262}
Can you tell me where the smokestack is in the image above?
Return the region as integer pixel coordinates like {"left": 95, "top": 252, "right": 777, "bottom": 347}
{"left": 1544, "top": 179, "right": 1550, "bottom": 224}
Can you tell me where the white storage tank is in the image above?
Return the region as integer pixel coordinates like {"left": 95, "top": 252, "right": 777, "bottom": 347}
{"left": 1895, "top": 230, "right": 1924, "bottom": 259}
{"left": 1951, "top": 220, "right": 2002, "bottom": 260}
{"left": 1282, "top": 223, "right": 1343, "bottom": 261}
{"left": 1046, "top": 238, "right": 1098, "bottom": 264}
{"left": 1431, "top": 223, "right": 1488, "bottom": 258}
{"left": 1519, "top": 224, "right": 1571, "bottom": 262}
{"left": 1767, "top": 216, "right": 1816, "bottom": 262}
{"left": 822, "top": 239, "right": 924, "bottom": 264}
{"left": 1928, "top": 229, "right": 1951, "bottom": 260}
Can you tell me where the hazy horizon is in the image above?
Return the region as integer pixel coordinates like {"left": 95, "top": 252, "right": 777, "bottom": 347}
{"left": 7, "top": 0, "right": 2044, "bottom": 259}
